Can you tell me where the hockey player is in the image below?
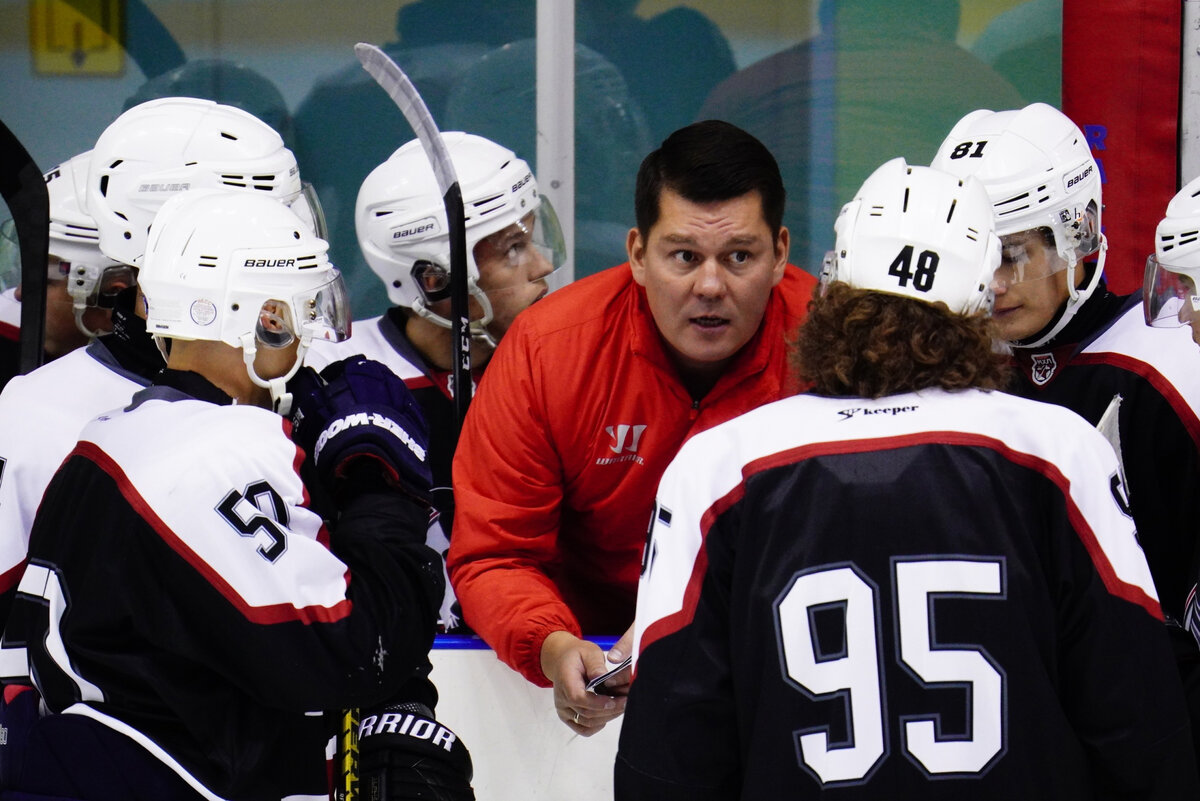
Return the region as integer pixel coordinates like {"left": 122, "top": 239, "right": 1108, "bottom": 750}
{"left": 1145, "top": 173, "right": 1200, "bottom": 348}
{"left": 0, "top": 97, "right": 319, "bottom": 661}
{"left": 930, "top": 103, "right": 1200, "bottom": 661}
{"left": 1, "top": 188, "right": 459, "bottom": 799}
{"left": 616, "top": 158, "right": 1199, "bottom": 800}
{"left": 306, "top": 132, "right": 563, "bottom": 633}
{"left": 0, "top": 151, "right": 130, "bottom": 389}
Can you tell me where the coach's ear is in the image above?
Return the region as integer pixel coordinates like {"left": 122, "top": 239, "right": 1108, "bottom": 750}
{"left": 628, "top": 227, "right": 647, "bottom": 287}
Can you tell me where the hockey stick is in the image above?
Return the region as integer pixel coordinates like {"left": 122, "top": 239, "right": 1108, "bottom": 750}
{"left": 340, "top": 45, "right": 471, "bottom": 801}
{"left": 355, "top": 42, "right": 473, "bottom": 427}
{"left": 0, "top": 117, "right": 49, "bottom": 375}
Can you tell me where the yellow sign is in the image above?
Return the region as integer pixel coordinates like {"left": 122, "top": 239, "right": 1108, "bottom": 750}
{"left": 29, "top": 0, "right": 124, "bottom": 76}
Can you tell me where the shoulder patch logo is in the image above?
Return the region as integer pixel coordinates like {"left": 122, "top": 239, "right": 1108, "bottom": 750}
{"left": 1030, "top": 352, "right": 1057, "bottom": 386}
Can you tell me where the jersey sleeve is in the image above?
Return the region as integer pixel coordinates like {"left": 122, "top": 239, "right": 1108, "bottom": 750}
{"left": 447, "top": 313, "right": 578, "bottom": 686}
{"left": 617, "top": 430, "right": 742, "bottom": 800}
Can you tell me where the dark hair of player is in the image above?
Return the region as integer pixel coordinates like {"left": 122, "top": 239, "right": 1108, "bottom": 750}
{"left": 793, "top": 281, "right": 1010, "bottom": 398}
{"left": 634, "top": 119, "right": 786, "bottom": 241}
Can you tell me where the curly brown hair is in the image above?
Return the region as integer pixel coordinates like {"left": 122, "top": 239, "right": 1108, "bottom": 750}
{"left": 792, "top": 282, "right": 1010, "bottom": 398}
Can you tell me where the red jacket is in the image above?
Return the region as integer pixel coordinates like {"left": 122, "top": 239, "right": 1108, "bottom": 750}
{"left": 448, "top": 262, "right": 817, "bottom": 685}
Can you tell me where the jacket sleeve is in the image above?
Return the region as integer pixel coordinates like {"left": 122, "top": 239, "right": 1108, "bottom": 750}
{"left": 448, "top": 314, "right": 580, "bottom": 686}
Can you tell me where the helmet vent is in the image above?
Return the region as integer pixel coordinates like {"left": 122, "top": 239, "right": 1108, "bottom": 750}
{"left": 472, "top": 193, "right": 506, "bottom": 218}
{"left": 965, "top": 226, "right": 980, "bottom": 242}
{"left": 198, "top": 255, "right": 218, "bottom": 268}
{"left": 1178, "top": 231, "right": 1200, "bottom": 247}
{"left": 221, "top": 132, "right": 238, "bottom": 141}
{"left": 867, "top": 204, "right": 884, "bottom": 217}
{"left": 99, "top": 176, "right": 109, "bottom": 196}
{"left": 296, "top": 255, "right": 321, "bottom": 269}
{"left": 996, "top": 192, "right": 1031, "bottom": 217}
{"left": 945, "top": 199, "right": 957, "bottom": 223}
{"left": 902, "top": 188, "right": 910, "bottom": 212}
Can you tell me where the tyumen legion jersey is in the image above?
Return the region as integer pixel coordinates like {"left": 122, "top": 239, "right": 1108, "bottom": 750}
{"left": 1007, "top": 287, "right": 1200, "bottom": 627}
{"left": 7, "top": 372, "right": 442, "bottom": 800}
{"left": 617, "top": 388, "right": 1197, "bottom": 800}
{"left": 307, "top": 307, "right": 471, "bottom": 631}
{"left": 0, "top": 341, "right": 150, "bottom": 634}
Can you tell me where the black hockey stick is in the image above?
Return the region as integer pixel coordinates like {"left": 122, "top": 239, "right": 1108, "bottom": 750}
{"left": 0, "top": 117, "right": 49, "bottom": 375}
{"left": 355, "top": 42, "right": 473, "bottom": 428}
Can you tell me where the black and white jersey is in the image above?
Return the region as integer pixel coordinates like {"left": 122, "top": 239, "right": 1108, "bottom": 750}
{"left": 617, "top": 388, "right": 1197, "bottom": 800}
{"left": 8, "top": 373, "right": 442, "bottom": 800}
{"left": 1009, "top": 290, "right": 1200, "bottom": 626}
{"left": 0, "top": 340, "right": 152, "bottom": 644}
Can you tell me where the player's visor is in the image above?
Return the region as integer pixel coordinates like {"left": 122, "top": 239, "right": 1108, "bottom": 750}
{"left": 1143, "top": 253, "right": 1200, "bottom": 328}
{"left": 286, "top": 182, "right": 328, "bottom": 241}
{"left": 294, "top": 270, "right": 351, "bottom": 344}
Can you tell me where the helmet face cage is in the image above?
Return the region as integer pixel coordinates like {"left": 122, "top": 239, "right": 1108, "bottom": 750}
{"left": 87, "top": 97, "right": 307, "bottom": 267}
{"left": 356, "top": 132, "right": 562, "bottom": 338}
{"left": 824, "top": 158, "right": 999, "bottom": 315}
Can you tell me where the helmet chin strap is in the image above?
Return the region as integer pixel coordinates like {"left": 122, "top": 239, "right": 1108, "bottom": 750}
{"left": 1011, "top": 234, "right": 1108, "bottom": 349}
{"left": 239, "top": 331, "right": 307, "bottom": 414}
{"left": 73, "top": 306, "right": 102, "bottom": 338}
{"left": 412, "top": 284, "right": 499, "bottom": 351}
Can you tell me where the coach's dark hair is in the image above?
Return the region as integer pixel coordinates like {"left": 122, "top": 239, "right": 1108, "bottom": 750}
{"left": 793, "top": 282, "right": 1010, "bottom": 398}
{"left": 634, "top": 120, "right": 786, "bottom": 240}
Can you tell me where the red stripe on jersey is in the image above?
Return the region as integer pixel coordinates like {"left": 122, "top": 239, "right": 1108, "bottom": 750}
{"left": 74, "top": 440, "right": 354, "bottom": 626}
{"left": 641, "top": 430, "right": 1160, "bottom": 658}
{"left": 0, "top": 558, "right": 24, "bottom": 595}
{"left": 281, "top": 416, "right": 335, "bottom": 553}
{"left": 1073, "top": 351, "right": 1200, "bottom": 450}
{"left": 0, "top": 320, "right": 17, "bottom": 342}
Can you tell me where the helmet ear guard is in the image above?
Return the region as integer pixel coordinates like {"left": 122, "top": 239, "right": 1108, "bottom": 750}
{"left": 411, "top": 260, "right": 451, "bottom": 304}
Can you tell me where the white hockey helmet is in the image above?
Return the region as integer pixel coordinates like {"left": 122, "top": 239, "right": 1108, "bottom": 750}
{"left": 1144, "top": 174, "right": 1200, "bottom": 328}
{"left": 139, "top": 188, "right": 349, "bottom": 410}
{"left": 86, "top": 97, "right": 323, "bottom": 267}
{"left": 930, "top": 103, "right": 1106, "bottom": 344}
{"left": 355, "top": 132, "right": 565, "bottom": 347}
{"left": 44, "top": 151, "right": 134, "bottom": 337}
{"left": 823, "top": 158, "right": 999, "bottom": 315}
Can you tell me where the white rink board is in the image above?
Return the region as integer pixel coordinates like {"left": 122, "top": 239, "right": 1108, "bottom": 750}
{"left": 429, "top": 637, "right": 621, "bottom": 800}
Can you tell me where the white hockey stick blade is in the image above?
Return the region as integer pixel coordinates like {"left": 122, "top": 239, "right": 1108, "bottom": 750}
{"left": 354, "top": 42, "right": 460, "bottom": 196}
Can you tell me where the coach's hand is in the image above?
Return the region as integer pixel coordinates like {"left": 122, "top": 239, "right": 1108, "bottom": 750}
{"left": 541, "top": 631, "right": 627, "bottom": 736}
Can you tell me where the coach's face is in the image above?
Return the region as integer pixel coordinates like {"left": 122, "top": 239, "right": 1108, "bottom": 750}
{"left": 628, "top": 188, "right": 787, "bottom": 386}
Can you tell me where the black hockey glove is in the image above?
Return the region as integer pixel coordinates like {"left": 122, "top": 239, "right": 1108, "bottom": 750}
{"left": 358, "top": 702, "right": 475, "bottom": 801}
{"left": 289, "top": 356, "right": 432, "bottom": 503}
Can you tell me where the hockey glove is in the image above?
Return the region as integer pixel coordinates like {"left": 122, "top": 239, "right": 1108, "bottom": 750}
{"left": 289, "top": 356, "right": 432, "bottom": 502}
{"left": 357, "top": 702, "right": 476, "bottom": 801}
